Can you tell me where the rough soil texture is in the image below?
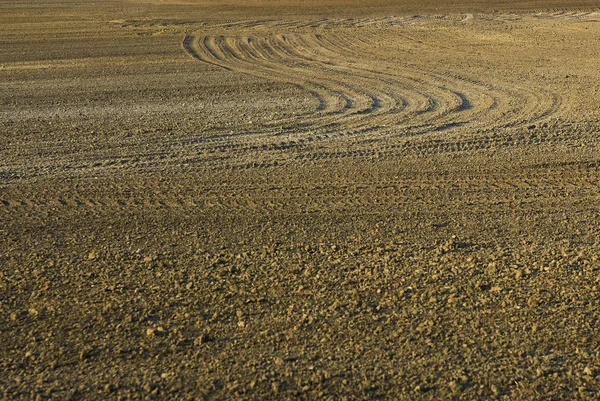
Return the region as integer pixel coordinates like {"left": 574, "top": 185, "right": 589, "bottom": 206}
{"left": 3, "top": 1, "right": 600, "bottom": 399}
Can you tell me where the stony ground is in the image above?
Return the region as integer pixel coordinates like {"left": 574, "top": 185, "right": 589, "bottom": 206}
{"left": 3, "top": 1, "right": 600, "bottom": 399}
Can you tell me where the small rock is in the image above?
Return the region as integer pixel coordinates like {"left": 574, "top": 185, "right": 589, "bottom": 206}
{"left": 527, "top": 296, "right": 539, "bottom": 307}
{"left": 449, "top": 381, "right": 462, "bottom": 394}
{"left": 88, "top": 252, "right": 97, "bottom": 260}
{"left": 79, "top": 350, "right": 91, "bottom": 360}
{"left": 194, "top": 333, "right": 214, "bottom": 345}
{"left": 485, "top": 263, "right": 497, "bottom": 274}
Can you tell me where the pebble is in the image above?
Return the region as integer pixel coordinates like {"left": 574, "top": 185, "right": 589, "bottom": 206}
{"left": 527, "top": 296, "right": 539, "bottom": 307}
{"left": 449, "top": 381, "right": 462, "bottom": 394}
{"left": 194, "top": 333, "right": 214, "bottom": 345}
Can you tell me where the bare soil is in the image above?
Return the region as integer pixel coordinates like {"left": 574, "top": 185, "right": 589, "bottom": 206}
{"left": 3, "top": 1, "right": 600, "bottom": 399}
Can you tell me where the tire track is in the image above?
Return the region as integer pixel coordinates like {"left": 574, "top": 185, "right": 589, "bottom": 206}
{"left": 4, "top": 167, "right": 600, "bottom": 215}
{"left": 3, "top": 11, "right": 588, "bottom": 182}
{"left": 184, "top": 13, "right": 563, "bottom": 148}
{"left": 320, "top": 28, "right": 561, "bottom": 134}
{"left": 184, "top": 32, "right": 463, "bottom": 139}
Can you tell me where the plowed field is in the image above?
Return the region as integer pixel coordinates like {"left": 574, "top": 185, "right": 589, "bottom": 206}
{"left": 3, "top": 1, "right": 600, "bottom": 399}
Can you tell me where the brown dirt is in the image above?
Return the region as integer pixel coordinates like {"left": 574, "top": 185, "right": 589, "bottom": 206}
{"left": 3, "top": 1, "right": 600, "bottom": 399}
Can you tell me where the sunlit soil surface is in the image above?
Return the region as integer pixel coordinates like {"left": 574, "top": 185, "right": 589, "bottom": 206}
{"left": 3, "top": 1, "right": 600, "bottom": 399}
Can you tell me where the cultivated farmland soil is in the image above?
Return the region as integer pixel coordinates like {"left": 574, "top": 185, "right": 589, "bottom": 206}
{"left": 3, "top": 0, "right": 600, "bottom": 399}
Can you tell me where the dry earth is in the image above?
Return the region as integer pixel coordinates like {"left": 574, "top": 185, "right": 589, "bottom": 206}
{"left": 3, "top": 0, "right": 600, "bottom": 399}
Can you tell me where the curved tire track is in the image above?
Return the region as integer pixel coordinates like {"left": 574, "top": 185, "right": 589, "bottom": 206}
{"left": 184, "top": 18, "right": 562, "bottom": 147}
